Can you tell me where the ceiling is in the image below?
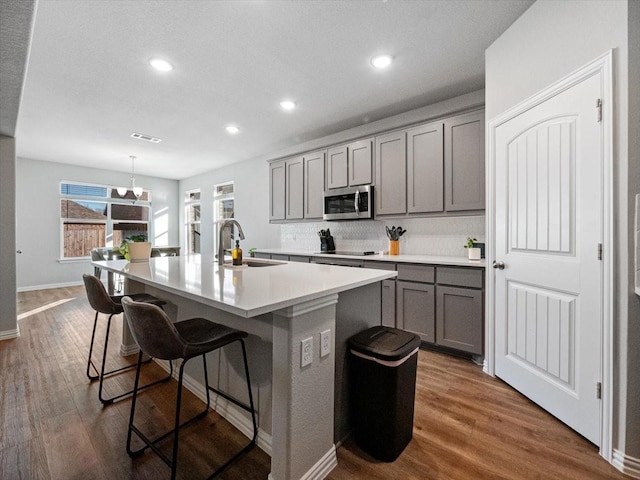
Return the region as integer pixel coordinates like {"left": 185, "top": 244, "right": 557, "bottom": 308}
{"left": 8, "top": 0, "right": 533, "bottom": 180}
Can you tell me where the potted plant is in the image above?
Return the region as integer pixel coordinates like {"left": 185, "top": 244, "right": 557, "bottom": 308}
{"left": 464, "top": 237, "right": 481, "bottom": 260}
{"left": 119, "top": 234, "right": 151, "bottom": 262}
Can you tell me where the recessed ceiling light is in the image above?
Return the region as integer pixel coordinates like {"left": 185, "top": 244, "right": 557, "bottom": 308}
{"left": 371, "top": 54, "right": 393, "bottom": 69}
{"left": 280, "top": 100, "right": 296, "bottom": 111}
{"left": 149, "top": 58, "right": 173, "bottom": 72}
{"left": 226, "top": 125, "right": 239, "bottom": 134}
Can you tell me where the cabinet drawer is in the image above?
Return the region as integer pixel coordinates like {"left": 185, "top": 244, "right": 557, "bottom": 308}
{"left": 271, "top": 254, "right": 289, "bottom": 261}
{"left": 397, "top": 264, "right": 434, "bottom": 283}
{"left": 437, "top": 267, "right": 483, "bottom": 288}
{"left": 253, "top": 252, "right": 271, "bottom": 259}
{"left": 289, "top": 255, "right": 310, "bottom": 263}
{"left": 364, "top": 261, "right": 396, "bottom": 271}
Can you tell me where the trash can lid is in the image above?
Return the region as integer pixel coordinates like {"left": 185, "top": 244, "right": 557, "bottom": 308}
{"left": 348, "top": 326, "right": 421, "bottom": 361}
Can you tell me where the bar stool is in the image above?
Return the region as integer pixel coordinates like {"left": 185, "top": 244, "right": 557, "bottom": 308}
{"left": 82, "top": 274, "right": 173, "bottom": 405}
{"left": 121, "top": 297, "right": 257, "bottom": 480}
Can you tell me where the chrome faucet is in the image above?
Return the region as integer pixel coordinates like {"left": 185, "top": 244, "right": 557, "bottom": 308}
{"left": 217, "top": 219, "right": 245, "bottom": 265}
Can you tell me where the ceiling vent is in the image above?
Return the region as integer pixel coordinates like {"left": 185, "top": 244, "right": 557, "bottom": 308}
{"left": 130, "top": 132, "right": 162, "bottom": 143}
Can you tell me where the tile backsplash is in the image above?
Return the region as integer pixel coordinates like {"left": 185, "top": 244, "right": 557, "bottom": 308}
{"left": 281, "top": 216, "right": 485, "bottom": 257}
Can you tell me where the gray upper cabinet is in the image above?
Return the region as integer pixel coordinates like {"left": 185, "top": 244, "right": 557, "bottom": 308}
{"left": 269, "top": 161, "right": 286, "bottom": 221}
{"left": 407, "top": 122, "right": 444, "bottom": 213}
{"left": 375, "top": 131, "right": 407, "bottom": 215}
{"left": 303, "top": 150, "right": 325, "bottom": 219}
{"left": 326, "top": 139, "right": 373, "bottom": 189}
{"left": 326, "top": 145, "right": 348, "bottom": 189}
{"left": 348, "top": 138, "right": 373, "bottom": 186}
{"left": 285, "top": 156, "right": 304, "bottom": 220}
{"left": 444, "top": 111, "right": 485, "bottom": 212}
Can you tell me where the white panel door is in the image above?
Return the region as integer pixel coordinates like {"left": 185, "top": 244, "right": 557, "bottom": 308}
{"left": 494, "top": 72, "right": 603, "bottom": 445}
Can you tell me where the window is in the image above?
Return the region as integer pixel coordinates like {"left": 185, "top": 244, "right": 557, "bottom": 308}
{"left": 185, "top": 190, "right": 201, "bottom": 254}
{"left": 213, "top": 182, "right": 234, "bottom": 253}
{"left": 60, "top": 182, "right": 151, "bottom": 258}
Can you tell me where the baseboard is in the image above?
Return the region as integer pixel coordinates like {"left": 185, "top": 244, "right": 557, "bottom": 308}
{"left": 299, "top": 445, "right": 338, "bottom": 480}
{"left": 267, "top": 446, "right": 338, "bottom": 480}
{"left": 17, "top": 280, "right": 83, "bottom": 292}
{"left": 154, "top": 359, "right": 273, "bottom": 456}
{"left": 119, "top": 343, "right": 140, "bottom": 356}
{"left": 613, "top": 449, "right": 640, "bottom": 478}
{"left": 0, "top": 328, "right": 20, "bottom": 341}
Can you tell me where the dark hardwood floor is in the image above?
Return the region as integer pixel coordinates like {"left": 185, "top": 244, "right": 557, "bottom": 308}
{"left": 1, "top": 286, "right": 627, "bottom": 479}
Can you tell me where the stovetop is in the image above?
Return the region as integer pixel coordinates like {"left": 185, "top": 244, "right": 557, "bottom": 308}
{"left": 314, "top": 250, "right": 376, "bottom": 256}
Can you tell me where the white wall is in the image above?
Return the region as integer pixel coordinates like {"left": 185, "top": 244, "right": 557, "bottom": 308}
{"left": 486, "top": 0, "right": 640, "bottom": 470}
{"left": 16, "top": 158, "right": 180, "bottom": 290}
{"left": 0, "top": 137, "right": 17, "bottom": 337}
{"left": 179, "top": 157, "right": 281, "bottom": 255}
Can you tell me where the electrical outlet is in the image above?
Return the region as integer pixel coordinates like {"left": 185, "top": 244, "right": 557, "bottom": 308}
{"left": 301, "top": 337, "right": 313, "bottom": 367}
{"left": 320, "top": 330, "right": 331, "bottom": 357}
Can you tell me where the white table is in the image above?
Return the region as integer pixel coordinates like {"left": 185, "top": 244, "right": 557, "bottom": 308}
{"left": 93, "top": 254, "right": 395, "bottom": 480}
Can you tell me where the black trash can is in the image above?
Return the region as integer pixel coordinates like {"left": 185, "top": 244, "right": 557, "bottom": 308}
{"left": 348, "top": 326, "right": 421, "bottom": 462}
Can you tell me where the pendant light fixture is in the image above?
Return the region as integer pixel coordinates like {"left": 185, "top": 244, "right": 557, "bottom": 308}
{"left": 117, "top": 155, "right": 143, "bottom": 199}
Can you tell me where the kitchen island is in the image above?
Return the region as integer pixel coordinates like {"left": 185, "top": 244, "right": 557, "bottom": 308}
{"left": 92, "top": 254, "right": 396, "bottom": 480}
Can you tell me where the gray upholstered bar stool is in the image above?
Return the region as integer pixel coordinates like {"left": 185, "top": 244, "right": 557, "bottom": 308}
{"left": 82, "top": 274, "right": 172, "bottom": 405}
{"left": 121, "top": 297, "right": 257, "bottom": 480}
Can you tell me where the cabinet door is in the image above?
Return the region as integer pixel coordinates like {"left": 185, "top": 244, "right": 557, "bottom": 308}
{"left": 396, "top": 281, "right": 435, "bottom": 342}
{"left": 269, "top": 161, "right": 286, "bottom": 221}
{"left": 326, "top": 145, "right": 348, "bottom": 189}
{"left": 381, "top": 279, "right": 396, "bottom": 328}
{"left": 303, "top": 150, "right": 325, "bottom": 219}
{"left": 407, "top": 122, "right": 444, "bottom": 213}
{"left": 348, "top": 138, "right": 373, "bottom": 186}
{"left": 375, "top": 131, "right": 406, "bottom": 215}
{"left": 436, "top": 286, "right": 483, "bottom": 354}
{"left": 444, "top": 111, "right": 485, "bottom": 211}
{"left": 285, "top": 156, "right": 304, "bottom": 220}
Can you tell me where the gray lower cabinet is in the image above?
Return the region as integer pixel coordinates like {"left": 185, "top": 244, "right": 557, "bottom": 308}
{"left": 436, "top": 286, "right": 483, "bottom": 355}
{"left": 396, "top": 280, "right": 435, "bottom": 342}
{"left": 381, "top": 279, "right": 396, "bottom": 328}
{"left": 253, "top": 252, "right": 271, "bottom": 259}
{"left": 444, "top": 110, "right": 485, "bottom": 212}
{"left": 269, "top": 161, "right": 286, "bottom": 221}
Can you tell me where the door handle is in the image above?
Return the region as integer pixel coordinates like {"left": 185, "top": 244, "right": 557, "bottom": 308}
{"left": 16, "top": 249, "right": 22, "bottom": 254}
{"left": 492, "top": 260, "right": 505, "bottom": 270}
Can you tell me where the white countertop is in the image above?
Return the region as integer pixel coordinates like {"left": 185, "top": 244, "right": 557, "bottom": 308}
{"left": 255, "top": 249, "right": 486, "bottom": 268}
{"left": 93, "top": 254, "right": 397, "bottom": 318}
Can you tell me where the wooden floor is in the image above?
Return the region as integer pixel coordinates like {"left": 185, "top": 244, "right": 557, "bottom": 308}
{"left": 1, "top": 286, "right": 627, "bottom": 479}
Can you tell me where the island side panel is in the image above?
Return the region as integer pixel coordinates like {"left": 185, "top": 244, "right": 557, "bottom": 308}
{"left": 271, "top": 294, "right": 339, "bottom": 480}
{"left": 333, "top": 281, "right": 383, "bottom": 444}
{"left": 137, "top": 284, "right": 275, "bottom": 451}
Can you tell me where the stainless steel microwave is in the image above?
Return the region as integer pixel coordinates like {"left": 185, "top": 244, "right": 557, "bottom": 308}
{"left": 323, "top": 185, "right": 373, "bottom": 221}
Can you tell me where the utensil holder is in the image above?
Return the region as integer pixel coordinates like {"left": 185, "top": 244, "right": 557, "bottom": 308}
{"left": 389, "top": 240, "right": 399, "bottom": 256}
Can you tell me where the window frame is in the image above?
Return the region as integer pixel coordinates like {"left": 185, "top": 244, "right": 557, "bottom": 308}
{"left": 213, "top": 182, "right": 235, "bottom": 254}
{"left": 59, "top": 181, "right": 152, "bottom": 260}
{"left": 184, "top": 189, "right": 202, "bottom": 254}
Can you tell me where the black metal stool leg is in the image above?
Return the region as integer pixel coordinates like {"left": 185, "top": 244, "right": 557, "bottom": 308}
{"left": 96, "top": 313, "right": 173, "bottom": 405}
{"left": 204, "top": 340, "right": 257, "bottom": 479}
{"left": 86, "top": 310, "right": 100, "bottom": 380}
